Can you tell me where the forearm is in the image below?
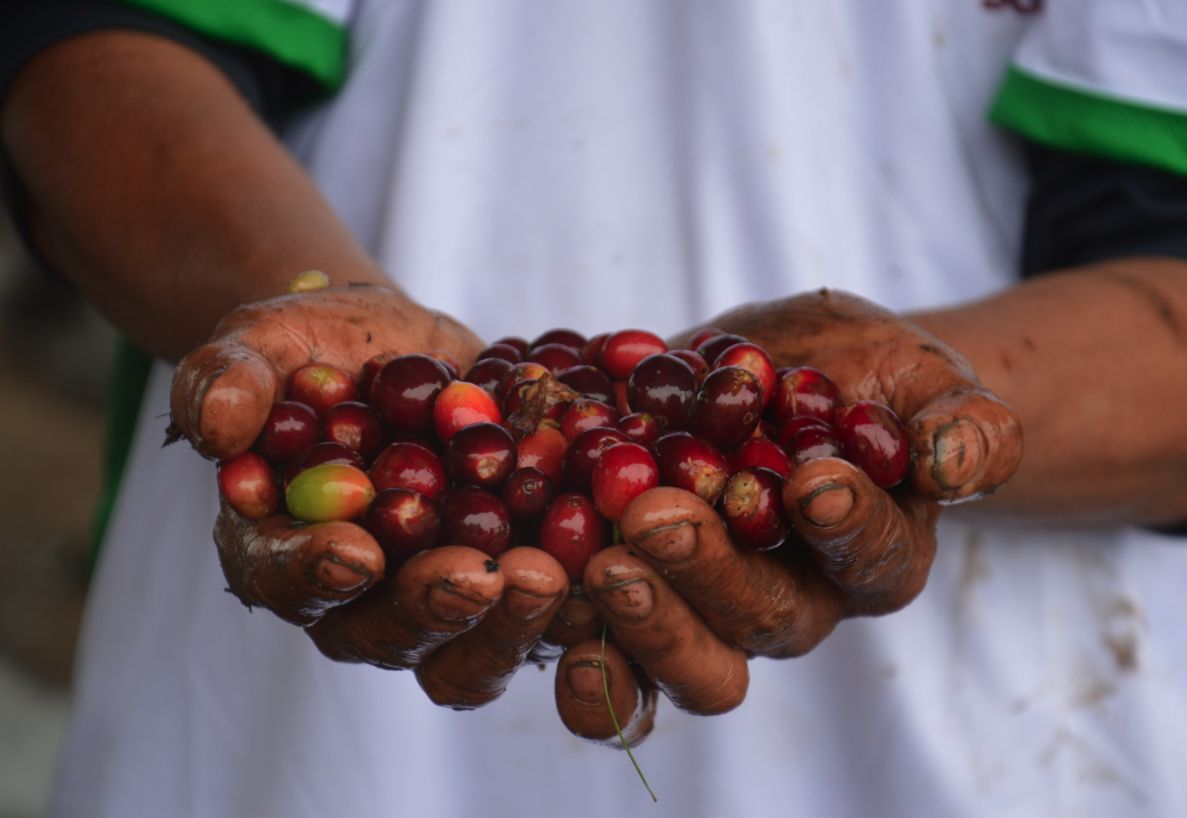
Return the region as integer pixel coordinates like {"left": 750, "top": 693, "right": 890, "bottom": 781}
{"left": 912, "top": 257, "right": 1187, "bottom": 527}
{"left": 1, "top": 29, "right": 390, "bottom": 361}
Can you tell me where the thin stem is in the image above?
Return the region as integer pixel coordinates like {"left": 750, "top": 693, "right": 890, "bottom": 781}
{"left": 601, "top": 622, "right": 657, "bottom": 802}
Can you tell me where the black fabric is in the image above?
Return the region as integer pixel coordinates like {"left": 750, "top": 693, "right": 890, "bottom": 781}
{"left": 1021, "top": 142, "right": 1187, "bottom": 277}
{"left": 0, "top": 0, "right": 317, "bottom": 130}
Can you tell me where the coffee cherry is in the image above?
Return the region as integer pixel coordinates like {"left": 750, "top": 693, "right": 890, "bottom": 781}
{"left": 359, "top": 353, "right": 396, "bottom": 403}
{"left": 254, "top": 401, "right": 321, "bottom": 466}
{"left": 591, "top": 442, "right": 660, "bottom": 523}
{"left": 769, "top": 367, "right": 842, "bottom": 427}
{"left": 463, "top": 357, "right": 513, "bottom": 397}
{"left": 561, "top": 398, "right": 620, "bottom": 441}
{"left": 322, "top": 401, "right": 391, "bottom": 464}
{"left": 516, "top": 426, "right": 568, "bottom": 483}
{"left": 785, "top": 425, "right": 843, "bottom": 466}
{"left": 540, "top": 493, "right": 609, "bottom": 582}
{"left": 217, "top": 452, "right": 280, "bottom": 520}
{"left": 286, "top": 463, "right": 375, "bottom": 523}
{"left": 527, "top": 343, "right": 584, "bottom": 374}
{"left": 370, "top": 354, "right": 452, "bottom": 434}
{"left": 284, "top": 441, "right": 366, "bottom": 490}
{"left": 439, "top": 487, "right": 512, "bottom": 557}
{"left": 694, "top": 333, "right": 749, "bottom": 366}
{"left": 688, "top": 366, "right": 763, "bottom": 452}
{"left": 601, "top": 329, "right": 668, "bottom": 380}
{"left": 581, "top": 332, "right": 610, "bottom": 365}
{"left": 444, "top": 421, "right": 517, "bottom": 491}
{"left": 727, "top": 437, "right": 793, "bottom": 478}
{"left": 492, "top": 336, "right": 530, "bottom": 356}
{"left": 667, "top": 348, "right": 710, "bottom": 386}
{"left": 652, "top": 432, "right": 730, "bottom": 505}
{"left": 477, "top": 343, "right": 522, "bottom": 364}
{"left": 719, "top": 468, "right": 791, "bottom": 551}
{"left": 561, "top": 427, "right": 629, "bottom": 492}
{"left": 502, "top": 467, "right": 554, "bottom": 521}
{"left": 287, "top": 362, "right": 358, "bottom": 417}
{"left": 369, "top": 441, "right": 447, "bottom": 499}
{"left": 714, "top": 343, "right": 776, "bottom": 411}
{"left": 363, "top": 488, "right": 442, "bottom": 562}
{"left": 433, "top": 381, "right": 503, "bottom": 442}
{"left": 834, "top": 401, "right": 909, "bottom": 488}
{"left": 686, "top": 327, "right": 726, "bottom": 351}
{"left": 627, "top": 353, "right": 697, "bottom": 432}
{"left": 424, "top": 350, "right": 460, "bottom": 380}
{"left": 556, "top": 365, "right": 614, "bottom": 404}
{"left": 531, "top": 328, "right": 587, "bottom": 351}
{"left": 500, "top": 362, "right": 550, "bottom": 395}
{"left": 617, "top": 412, "right": 661, "bottom": 447}
{"left": 774, "top": 415, "right": 832, "bottom": 449}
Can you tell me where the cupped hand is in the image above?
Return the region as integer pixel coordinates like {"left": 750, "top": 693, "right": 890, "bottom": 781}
{"left": 174, "top": 284, "right": 570, "bottom": 708}
{"left": 555, "top": 289, "right": 1022, "bottom": 745}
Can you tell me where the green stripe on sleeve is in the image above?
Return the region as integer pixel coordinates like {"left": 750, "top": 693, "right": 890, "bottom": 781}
{"left": 990, "top": 66, "right": 1187, "bottom": 177}
{"left": 116, "top": 0, "right": 348, "bottom": 90}
{"left": 88, "top": 336, "right": 154, "bottom": 571}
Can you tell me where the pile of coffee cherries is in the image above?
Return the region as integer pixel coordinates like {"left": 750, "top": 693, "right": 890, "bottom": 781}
{"left": 215, "top": 327, "right": 909, "bottom": 581}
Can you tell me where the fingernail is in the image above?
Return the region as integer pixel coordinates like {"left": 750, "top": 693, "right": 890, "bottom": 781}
{"left": 314, "top": 558, "right": 370, "bottom": 592}
{"left": 504, "top": 588, "right": 560, "bottom": 623}
{"left": 933, "top": 420, "right": 985, "bottom": 490}
{"left": 800, "top": 483, "right": 854, "bottom": 527}
{"left": 567, "top": 661, "right": 606, "bottom": 705}
{"left": 427, "top": 584, "right": 492, "bottom": 623}
{"left": 639, "top": 520, "right": 697, "bottom": 563}
{"left": 597, "top": 577, "right": 654, "bottom": 622}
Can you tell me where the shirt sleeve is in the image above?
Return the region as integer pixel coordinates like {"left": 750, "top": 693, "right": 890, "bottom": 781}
{"left": 989, "top": 1, "right": 1187, "bottom": 178}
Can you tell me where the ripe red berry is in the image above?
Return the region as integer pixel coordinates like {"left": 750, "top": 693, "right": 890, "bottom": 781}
{"left": 540, "top": 493, "right": 609, "bottom": 582}
{"left": 370, "top": 354, "right": 452, "bottom": 434}
{"left": 254, "top": 401, "right": 321, "bottom": 466}
{"left": 561, "top": 398, "right": 620, "bottom": 441}
{"left": 686, "top": 326, "right": 726, "bottom": 351}
{"left": 727, "top": 437, "right": 793, "bottom": 478}
{"left": 667, "top": 348, "right": 710, "bottom": 386}
{"left": 433, "top": 381, "right": 503, "bottom": 442}
{"left": 652, "top": 432, "right": 730, "bottom": 505}
{"left": 424, "top": 350, "right": 460, "bottom": 379}
{"left": 439, "top": 486, "right": 512, "bottom": 558}
{"left": 363, "top": 488, "right": 442, "bottom": 562}
{"left": 531, "top": 328, "right": 587, "bottom": 351}
{"left": 769, "top": 367, "right": 842, "bottom": 427}
{"left": 463, "top": 357, "right": 513, "bottom": 398}
{"left": 600, "top": 329, "right": 668, "bottom": 380}
{"left": 492, "top": 336, "right": 530, "bottom": 356}
{"left": 616, "top": 412, "right": 660, "bottom": 448}
{"left": 444, "top": 421, "right": 517, "bottom": 491}
{"left": 694, "top": 333, "right": 748, "bottom": 366}
{"left": 502, "top": 467, "right": 555, "bottom": 521}
{"left": 774, "top": 415, "right": 832, "bottom": 449}
{"left": 526, "top": 343, "right": 584, "bottom": 374}
{"left": 785, "top": 425, "right": 843, "bottom": 466}
{"left": 556, "top": 365, "right": 614, "bottom": 404}
{"left": 287, "top": 362, "right": 358, "bottom": 417}
{"left": 591, "top": 442, "right": 660, "bottom": 523}
{"left": 561, "top": 427, "right": 629, "bottom": 493}
{"left": 322, "top": 401, "right": 391, "bottom": 464}
{"left": 581, "top": 332, "right": 610, "bottom": 365}
{"left": 516, "top": 426, "right": 569, "bottom": 484}
{"left": 217, "top": 452, "right": 280, "bottom": 520}
{"left": 369, "top": 441, "right": 448, "bottom": 499}
{"left": 477, "top": 343, "right": 523, "bottom": 364}
{"left": 499, "top": 362, "right": 550, "bottom": 396}
{"left": 688, "top": 366, "right": 764, "bottom": 452}
{"left": 359, "top": 353, "right": 396, "bottom": 403}
{"left": 833, "top": 401, "right": 909, "bottom": 488}
{"left": 284, "top": 441, "right": 366, "bottom": 490}
{"left": 719, "top": 468, "right": 791, "bottom": 551}
{"left": 714, "top": 342, "right": 775, "bottom": 411}
{"left": 627, "top": 353, "right": 697, "bottom": 432}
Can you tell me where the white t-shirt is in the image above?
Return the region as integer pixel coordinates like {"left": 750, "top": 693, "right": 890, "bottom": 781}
{"left": 53, "top": 1, "right": 1187, "bottom": 816}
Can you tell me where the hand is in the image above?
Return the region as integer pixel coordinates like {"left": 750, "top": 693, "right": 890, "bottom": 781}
{"left": 172, "top": 284, "right": 570, "bottom": 708}
{"left": 554, "top": 289, "right": 1023, "bottom": 745}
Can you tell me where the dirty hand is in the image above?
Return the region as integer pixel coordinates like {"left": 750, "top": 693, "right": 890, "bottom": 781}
{"left": 554, "top": 289, "right": 1022, "bottom": 745}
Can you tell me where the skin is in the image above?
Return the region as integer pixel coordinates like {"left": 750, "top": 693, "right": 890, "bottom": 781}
{"left": 6, "top": 30, "right": 1187, "bottom": 746}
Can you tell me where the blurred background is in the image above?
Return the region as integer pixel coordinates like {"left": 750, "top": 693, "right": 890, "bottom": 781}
{"left": 0, "top": 207, "right": 115, "bottom": 818}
